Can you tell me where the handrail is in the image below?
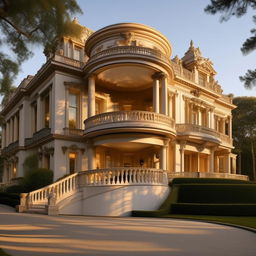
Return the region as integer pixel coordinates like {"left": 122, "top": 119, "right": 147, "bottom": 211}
{"left": 84, "top": 110, "right": 175, "bottom": 130}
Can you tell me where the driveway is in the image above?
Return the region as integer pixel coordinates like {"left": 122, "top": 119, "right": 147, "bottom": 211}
{"left": 0, "top": 204, "right": 255, "bottom": 256}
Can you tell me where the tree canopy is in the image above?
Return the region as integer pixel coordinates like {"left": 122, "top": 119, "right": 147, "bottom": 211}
{"left": 205, "top": 0, "right": 256, "bottom": 89}
{"left": 232, "top": 96, "right": 256, "bottom": 180}
{"left": 0, "top": 0, "right": 83, "bottom": 96}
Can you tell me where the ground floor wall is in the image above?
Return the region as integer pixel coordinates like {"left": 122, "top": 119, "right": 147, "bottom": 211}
{"left": 58, "top": 184, "right": 170, "bottom": 216}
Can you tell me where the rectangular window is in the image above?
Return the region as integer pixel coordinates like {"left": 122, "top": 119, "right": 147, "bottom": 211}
{"left": 74, "top": 46, "right": 81, "bottom": 61}
{"left": 68, "top": 93, "right": 78, "bottom": 128}
{"left": 44, "top": 94, "right": 50, "bottom": 128}
{"left": 69, "top": 152, "right": 77, "bottom": 174}
{"left": 198, "top": 72, "right": 206, "bottom": 86}
{"left": 16, "top": 113, "right": 19, "bottom": 140}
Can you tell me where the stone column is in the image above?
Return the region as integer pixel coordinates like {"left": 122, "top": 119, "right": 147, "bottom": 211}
{"left": 229, "top": 116, "right": 232, "bottom": 137}
{"left": 65, "top": 87, "right": 69, "bottom": 128}
{"left": 152, "top": 73, "right": 160, "bottom": 113}
{"left": 179, "top": 141, "right": 186, "bottom": 172}
{"left": 37, "top": 96, "right": 42, "bottom": 131}
{"left": 13, "top": 115, "right": 17, "bottom": 142}
{"left": 2, "top": 125, "right": 6, "bottom": 148}
{"left": 160, "top": 73, "right": 168, "bottom": 115}
{"left": 88, "top": 74, "right": 96, "bottom": 117}
{"left": 160, "top": 139, "right": 169, "bottom": 170}
{"left": 197, "top": 153, "right": 200, "bottom": 172}
{"left": 226, "top": 153, "right": 231, "bottom": 174}
{"left": 209, "top": 148, "right": 215, "bottom": 173}
{"left": 198, "top": 108, "right": 202, "bottom": 126}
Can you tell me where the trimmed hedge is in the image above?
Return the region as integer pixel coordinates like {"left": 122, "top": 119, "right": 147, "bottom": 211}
{"left": 0, "top": 192, "right": 20, "bottom": 207}
{"left": 171, "top": 203, "right": 256, "bottom": 216}
{"left": 176, "top": 184, "right": 256, "bottom": 204}
{"left": 171, "top": 178, "right": 251, "bottom": 185}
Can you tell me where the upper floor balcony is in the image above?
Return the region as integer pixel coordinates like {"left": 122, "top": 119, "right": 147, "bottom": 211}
{"left": 176, "top": 123, "right": 232, "bottom": 146}
{"left": 84, "top": 23, "right": 174, "bottom": 78}
{"left": 84, "top": 110, "right": 175, "bottom": 138}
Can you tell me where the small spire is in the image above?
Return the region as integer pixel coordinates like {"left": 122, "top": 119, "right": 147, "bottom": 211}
{"left": 190, "top": 40, "right": 194, "bottom": 48}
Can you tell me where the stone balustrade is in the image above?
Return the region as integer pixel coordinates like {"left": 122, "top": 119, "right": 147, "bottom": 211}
{"left": 88, "top": 46, "right": 170, "bottom": 64}
{"left": 171, "top": 61, "right": 225, "bottom": 97}
{"left": 168, "top": 172, "right": 248, "bottom": 181}
{"left": 176, "top": 123, "right": 232, "bottom": 145}
{"left": 28, "top": 173, "right": 78, "bottom": 205}
{"left": 26, "top": 167, "right": 167, "bottom": 207}
{"left": 81, "top": 168, "right": 168, "bottom": 186}
{"left": 84, "top": 110, "right": 175, "bottom": 132}
{"left": 53, "top": 54, "right": 84, "bottom": 68}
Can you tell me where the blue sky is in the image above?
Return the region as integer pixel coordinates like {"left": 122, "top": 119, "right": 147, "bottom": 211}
{"left": 15, "top": 0, "right": 256, "bottom": 96}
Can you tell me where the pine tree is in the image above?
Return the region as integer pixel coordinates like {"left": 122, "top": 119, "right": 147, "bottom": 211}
{"left": 0, "top": 0, "right": 83, "bottom": 96}
{"left": 205, "top": 0, "right": 256, "bottom": 89}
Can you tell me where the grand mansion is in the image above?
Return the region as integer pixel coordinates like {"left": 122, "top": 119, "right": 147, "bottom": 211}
{"left": 0, "top": 21, "right": 248, "bottom": 215}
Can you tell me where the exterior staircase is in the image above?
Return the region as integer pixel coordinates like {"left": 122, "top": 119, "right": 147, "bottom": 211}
{"left": 18, "top": 168, "right": 169, "bottom": 216}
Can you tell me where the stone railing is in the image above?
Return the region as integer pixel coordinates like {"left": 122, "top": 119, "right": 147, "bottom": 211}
{"left": 52, "top": 54, "right": 84, "bottom": 68}
{"left": 176, "top": 123, "right": 220, "bottom": 138}
{"left": 168, "top": 172, "right": 248, "bottom": 181}
{"left": 81, "top": 168, "right": 168, "bottom": 186}
{"left": 28, "top": 173, "right": 79, "bottom": 205}
{"left": 84, "top": 110, "right": 175, "bottom": 131}
{"left": 171, "top": 62, "right": 223, "bottom": 95}
{"left": 1, "top": 140, "right": 19, "bottom": 155}
{"left": 176, "top": 123, "right": 232, "bottom": 145}
{"left": 26, "top": 167, "right": 167, "bottom": 208}
{"left": 25, "top": 128, "right": 51, "bottom": 147}
{"left": 63, "top": 128, "right": 84, "bottom": 137}
{"left": 88, "top": 46, "right": 170, "bottom": 64}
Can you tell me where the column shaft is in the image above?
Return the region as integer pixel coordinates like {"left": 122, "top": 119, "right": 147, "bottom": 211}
{"left": 161, "top": 75, "right": 168, "bottom": 115}
{"left": 88, "top": 75, "right": 96, "bottom": 117}
{"left": 153, "top": 78, "right": 160, "bottom": 113}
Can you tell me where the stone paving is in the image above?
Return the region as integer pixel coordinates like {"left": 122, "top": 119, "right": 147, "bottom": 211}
{"left": 0, "top": 204, "right": 255, "bottom": 256}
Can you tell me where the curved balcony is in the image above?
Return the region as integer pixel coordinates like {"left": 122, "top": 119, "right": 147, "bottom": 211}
{"left": 81, "top": 168, "right": 168, "bottom": 186}
{"left": 176, "top": 123, "right": 221, "bottom": 144}
{"left": 88, "top": 46, "right": 171, "bottom": 65}
{"left": 84, "top": 111, "right": 175, "bottom": 137}
{"left": 84, "top": 46, "right": 173, "bottom": 79}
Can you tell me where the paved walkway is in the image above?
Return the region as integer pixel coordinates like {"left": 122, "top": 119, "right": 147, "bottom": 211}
{"left": 0, "top": 204, "right": 255, "bottom": 256}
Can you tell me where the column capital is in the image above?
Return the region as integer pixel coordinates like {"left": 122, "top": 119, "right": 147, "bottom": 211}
{"left": 152, "top": 71, "right": 167, "bottom": 80}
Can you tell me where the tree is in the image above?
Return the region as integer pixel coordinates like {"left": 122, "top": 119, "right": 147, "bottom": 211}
{"left": 205, "top": 0, "right": 256, "bottom": 89}
{"left": 232, "top": 97, "right": 256, "bottom": 180}
{"left": 0, "top": 0, "right": 83, "bottom": 96}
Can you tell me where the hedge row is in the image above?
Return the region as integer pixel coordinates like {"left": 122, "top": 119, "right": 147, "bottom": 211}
{"left": 0, "top": 192, "right": 20, "bottom": 208}
{"left": 176, "top": 184, "right": 256, "bottom": 204}
{"left": 171, "top": 203, "right": 256, "bottom": 216}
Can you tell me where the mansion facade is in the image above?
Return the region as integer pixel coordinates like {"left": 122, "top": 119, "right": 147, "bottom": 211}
{"left": 0, "top": 22, "right": 248, "bottom": 215}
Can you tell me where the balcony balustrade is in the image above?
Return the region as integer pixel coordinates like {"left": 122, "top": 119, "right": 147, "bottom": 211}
{"left": 176, "top": 123, "right": 232, "bottom": 145}
{"left": 88, "top": 46, "right": 171, "bottom": 64}
{"left": 84, "top": 110, "right": 175, "bottom": 136}
{"left": 52, "top": 54, "right": 84, "bottom": 68}
{"left": 1, "top": 141, "right": 19, "bottom": 155}
{"left": 63, "top": 128, "right": 84, "bottom": 137}
{"left": 171, "top": 62, "right": 231, "bottom": 100}
{"left": 25, "top": 128, "right": 51, "bottom": 147}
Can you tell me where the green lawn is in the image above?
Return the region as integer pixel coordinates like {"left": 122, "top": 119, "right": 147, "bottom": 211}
{"left": 163, "top": 214, "right": 256, "bottom": 230}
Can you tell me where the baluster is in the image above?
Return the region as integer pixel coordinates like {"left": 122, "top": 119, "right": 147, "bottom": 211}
{"left": 125, "top": 169, "right": 128, "bottom": 184}
{"left": 120, "top": 169, "right": 124, "bottom": 184}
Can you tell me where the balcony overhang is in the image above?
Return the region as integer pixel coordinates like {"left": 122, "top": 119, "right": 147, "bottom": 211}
{"left": 84, "top": 111, "right": 176, "bottom": 138}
